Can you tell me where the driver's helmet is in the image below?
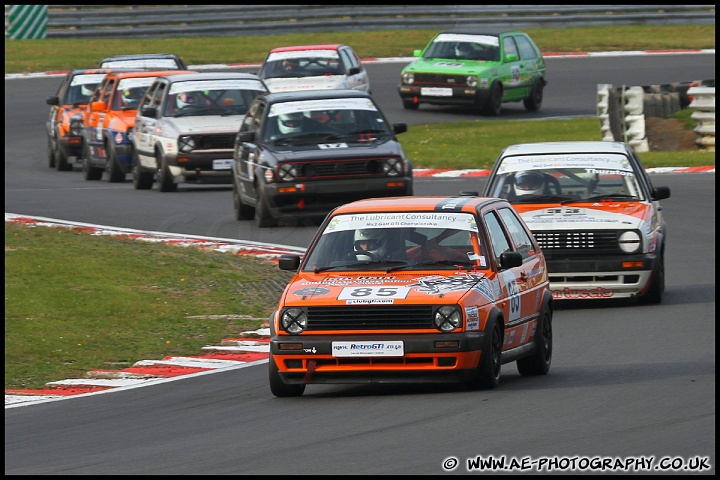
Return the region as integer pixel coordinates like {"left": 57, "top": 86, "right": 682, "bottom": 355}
{"left": 454, "top": 43, "right": 473, "bottom": 58}
{"left": 176, "top": 92, "right": 195, "bottom": 109}
{"left": 278, "top": 112, "right": 304, "bottom": 134}
{"left": 282, "top": 58, "right": 300, "bottom": 72}
{"left": 354, "top": 229, "right": 389, "bottom": 260}
{"left": 122, "top": 88, "right": 143, "bottom": 107}
{"left": 514, "top": 171, "right": 545, "bottom": 196}
{"left": 81, "top": 84, "right": 96, "bottom": 98}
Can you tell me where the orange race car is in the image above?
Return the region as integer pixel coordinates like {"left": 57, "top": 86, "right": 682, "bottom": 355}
{"left": 269, "top": 194, "right": 554, "bottom": 397}
{"left": 482, "top": 141, "right": 671, "bottom": 304}
{"left": 77, "top": 69, "right": 195, "bottom": 182}
{"left": 45, "top": 68, "right": 121, "bottom": 171}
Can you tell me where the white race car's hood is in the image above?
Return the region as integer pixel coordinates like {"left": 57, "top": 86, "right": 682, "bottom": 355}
{"left": 515, "top": 204, "right": 650, "bottom": 232}
{"left": 264, "top": 75, "right": 346, "bottom": 93}
{"left": 166, "top": 115, "right": 244, "bottom": 134}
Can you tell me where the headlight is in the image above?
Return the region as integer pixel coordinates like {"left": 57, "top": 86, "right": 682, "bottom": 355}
{"left": 382, "top": 158, "right": 403, "bottom": 177}
{"left": 466, "top": 75, "right": 478, "bottom": 88}
{"left": 402, "top": 72, "right": 414, "bottom": 85}
{"left": 178, "top": 135, "right": 195, "bottom": 153}
{"left": 618, "top": 230, "right": 642, "bottom": 254}
{"left": 278, "top": 163, "right": 298, "bottom": 181}
{"left": 281, "top": 308, "right": 307, "bottom": 335}
{"left": 434, "top": 306, "right": 461, "bottom": 333}
{"left": 69, "top": 115, "right": 84, "bottom": 136}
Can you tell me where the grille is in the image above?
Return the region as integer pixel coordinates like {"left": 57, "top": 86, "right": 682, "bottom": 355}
{"left": 191, "top": 134, "right": 235, "bottom": 150}
{"left": 306, "top": 305, "right": 434, "bottom": 330}
{"left": 292, "top": 158, "right": 397, "bottom": 179}
{"left": 533, "top": 230, "right": 620, "bottom": 253}
{"left": 412, "top": 73, "right": 468, "bottom": 87}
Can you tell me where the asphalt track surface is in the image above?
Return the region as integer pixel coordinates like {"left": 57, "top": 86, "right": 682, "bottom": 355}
{"left": 5, "top": 51, "right": 716, "bottom": 475}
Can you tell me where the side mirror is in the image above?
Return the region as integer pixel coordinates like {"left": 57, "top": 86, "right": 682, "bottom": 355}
{"left": 90, "top": 101, "right": 107, "bottom": 112}
{"left": 140, "top": 106, "right": 157, "bottom": 118}
{"left": 393, "top": 123, "right": 408, "bottom": 135}
{"left": 413, "top": 49, "right": 422, "bottom": 57}
{"left": 278, "top": 254, "right": 301, "bottom": 271}
{"left": 505, "top": 53, "right": 518, "bottom": 62}
{"left": 236, "top": 131, "right": 255, "bottom": 143}
{"left": 652, "top": 186, "right": 671, "bottom": 200}
{"left": 46, "top": 96, "right": 59, "bottom": 106}
{"left": 499, "top": 251, "right": 523, "bottom": 269}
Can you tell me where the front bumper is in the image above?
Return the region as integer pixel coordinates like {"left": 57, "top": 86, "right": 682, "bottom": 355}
{"left": 264, "top": 176, "right": 413, "bottom": 219}
{"left": 546, "top": 254, "right": 657, "bottom": 300}
{"left": 398, "top": 84, "right": 486, "bottom": 107}
{"left": 270, "top": 332, "right": 485, "bottom": 385}
{"left": 166, "top": 152, "right": 234, "bottom": 184}
{"left": 58, "top": 134, "right": 83, "bottom": 158}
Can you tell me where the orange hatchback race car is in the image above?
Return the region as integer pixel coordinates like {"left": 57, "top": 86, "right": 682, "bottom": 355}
{"left": 45, "top": 68, "right": 119, "bottom": 171}
{"left": 269, "top": 195, "right": 553, "bottom": 397}
{"left": 78, "top": 69, "right": 193, "bottom": 182}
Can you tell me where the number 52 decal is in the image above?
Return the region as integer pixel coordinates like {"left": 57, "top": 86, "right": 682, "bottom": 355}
{"left": 338, "top": 286, "right": 411, "bottom": 300}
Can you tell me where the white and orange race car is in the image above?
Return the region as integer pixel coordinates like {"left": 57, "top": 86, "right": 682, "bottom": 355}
{"left": 483, "top": 141, "right": 671, "bottom": 304}
{"left": 269, "top": 195, "right": 553, "bottom": 397}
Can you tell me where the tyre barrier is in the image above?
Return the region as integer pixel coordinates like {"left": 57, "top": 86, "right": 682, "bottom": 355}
{"left": 597, "top": 80, "right": 716, "bottom": 152}
{"left": 687, "top": 85, "right": 716, "bottom": 150}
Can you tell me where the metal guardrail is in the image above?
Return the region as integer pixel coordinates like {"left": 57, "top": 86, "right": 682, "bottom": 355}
{"left": 5, "top": 5, "right": 716, "bottom": 39}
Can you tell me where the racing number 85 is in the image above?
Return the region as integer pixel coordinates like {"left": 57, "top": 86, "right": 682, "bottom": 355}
{"left": 506, "top": 279, "right": 520, "bottom": 317}
{"left": 338, "top": 286, "right": 411, "bottom": 300}
{"left": 351, "top": 287, "right": 397, "bottom": 297}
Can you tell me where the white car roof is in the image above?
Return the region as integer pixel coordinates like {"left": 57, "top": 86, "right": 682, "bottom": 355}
{"left": 500, "top": 141, "right": 630, "bottom": 157}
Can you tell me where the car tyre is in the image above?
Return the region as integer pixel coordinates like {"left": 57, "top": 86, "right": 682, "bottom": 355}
{"left": 233, "top": 181, "right": 254, "bottom": 220}
{"left": 516, "top": 303, "right": 552, "bottom": 376}
{"left": 466, "top": 319, "right": 502, "bottom": 390}
{"left": 255, "top": 192, "right": 278, "bottom": 228}
{"left": 47, "top": 138, "right": 56, "bottom": 168}
{"left": 523, "top": 78, "right": 544, "bottom": 112}
{"left": 132, "top": 153, "right": 153, "bottom": 190}
{"left": 82, "top": 143, "right": 103, "bottom": 180}
{"left": 158, "top": 154, "right": 177, "bottom": 192}
{"left": 269, "top": 354, "right": 305, "bottom": 397}
{"left": 639, "top": 251, "right": 664, "bottom": 305}
{"left": 482, "top": 82, "right": 502, "bottom": 116}
{"left": 402, "top": 98, "right": 419, "bottom": 110}
{"left": 106, "top": 143, "right": 126, "bottom": 183}
{"left": 55, "top": 145, "right": 72, "bottom": 172}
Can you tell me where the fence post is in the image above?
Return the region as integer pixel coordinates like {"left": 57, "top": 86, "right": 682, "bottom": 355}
{"left": 7, "top": 4, "right": 47, "bottom": 39}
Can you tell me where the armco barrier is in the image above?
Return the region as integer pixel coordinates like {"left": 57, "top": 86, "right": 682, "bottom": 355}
{"left": 5, "top": 5, "right": 717, "bottom": 39}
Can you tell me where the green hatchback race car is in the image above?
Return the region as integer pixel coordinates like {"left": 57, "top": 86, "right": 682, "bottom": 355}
{"left": 398, "top": 29, "right": 547, "bottom": 116}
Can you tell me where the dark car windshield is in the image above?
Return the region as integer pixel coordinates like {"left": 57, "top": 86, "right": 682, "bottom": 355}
{"left": 260, "top": 52, "right": 344, "bottom": 79}
{"left": 485, "top": 156, "right": 646, "bottom": 203}
{"left": 263, "top": 97, "right": 391, "bottom": 144}
{"left": 164, "top": 79, "right": 266, "bottom": 117}
{"left": 423, "top": 33, "right": 500, "bottom": 61}
{"left": 302, "top": 213, "right": 490, "bottom": 272}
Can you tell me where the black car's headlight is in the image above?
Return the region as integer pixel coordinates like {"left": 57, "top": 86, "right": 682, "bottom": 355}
{"left": 618, "top": 230, "right": 642, "bottom": 254}
{"left": 278, "top": 163, "right": 298, "bottom": 182}
{"left": 281, "top": 308, "right": 307, "bottom": 335}
{"left": 178, "top": 135, "right": 195, "bottom": 153}
{"left": 383, "top": 158, "right": 403, "bottom": 177}
{"left": 434, "top": 306, "right": 462, "bottom": 333}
